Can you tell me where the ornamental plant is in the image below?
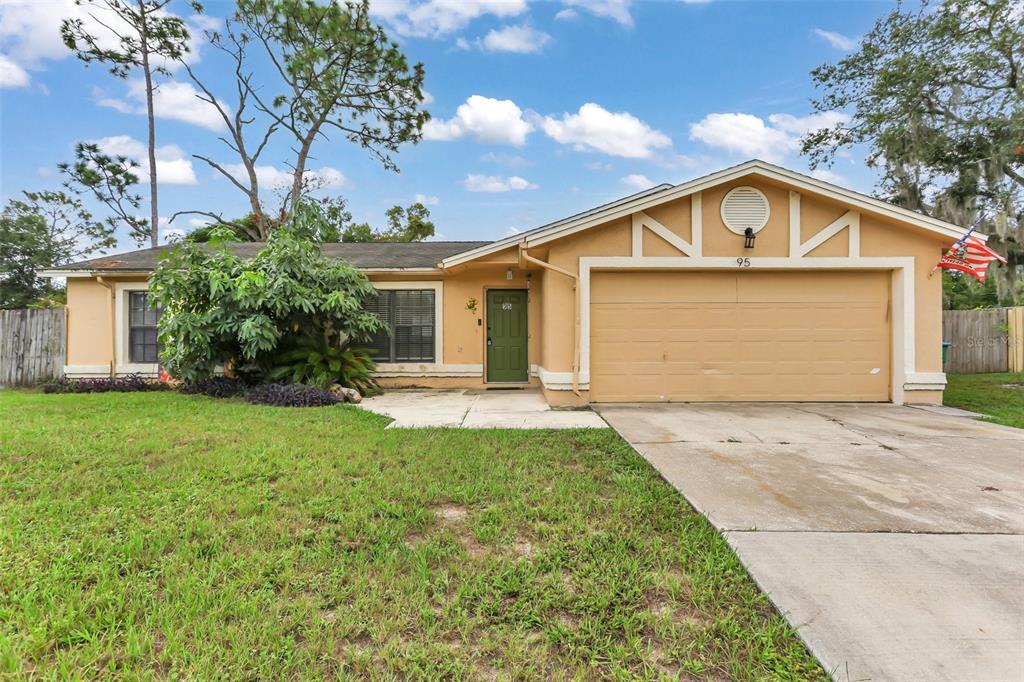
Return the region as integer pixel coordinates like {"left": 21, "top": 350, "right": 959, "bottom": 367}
{"left": 150, "top": 200, "right": 385, "bottom": 385}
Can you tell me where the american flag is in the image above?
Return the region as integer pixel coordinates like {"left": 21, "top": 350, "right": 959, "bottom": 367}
{"left": 936, "top": 218, "right": 1007, "bottom": 282}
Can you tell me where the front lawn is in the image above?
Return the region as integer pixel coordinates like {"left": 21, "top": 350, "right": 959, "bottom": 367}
{"left": 944, "top": 372, "right": 1024, "bottom": 429}
{"left": 0, "top": 391, "right": 824, "bottom": 680}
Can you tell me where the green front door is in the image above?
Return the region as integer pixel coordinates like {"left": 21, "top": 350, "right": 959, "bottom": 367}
{"left": 486, "top": 289, "right": 528, "bottom": 383}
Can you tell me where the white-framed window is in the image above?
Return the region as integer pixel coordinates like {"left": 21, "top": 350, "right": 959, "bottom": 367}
{"left": 114, "top": 283, "right": 161, "bottom": 374}
{"left": 365, "top": 281, "right": 443, "bottom": 366}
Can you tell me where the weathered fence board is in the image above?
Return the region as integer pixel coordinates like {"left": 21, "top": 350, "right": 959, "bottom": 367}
{"left": 942, "top": 308, "right": 1018, "bottom": 374}
{"left": 0, "top": 308, "right": 67, "bottom": 386}
{"left": 1009, "top": 307, "right": 1024, "bottom": 373}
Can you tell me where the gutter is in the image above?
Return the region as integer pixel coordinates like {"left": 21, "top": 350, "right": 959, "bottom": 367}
{"left": 95, "top": 276, "right": 116, "bottom": 378}
{"left": 518, "top": 246, "right": 581, "bottom": 396}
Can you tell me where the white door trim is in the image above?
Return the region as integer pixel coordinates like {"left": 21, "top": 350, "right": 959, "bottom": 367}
{"left": 577, "top": 256, "right": 918, "bottom": 404}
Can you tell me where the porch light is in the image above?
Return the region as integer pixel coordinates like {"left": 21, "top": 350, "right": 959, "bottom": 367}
{"left": 506, "top": 268, "right": 513, "bottom": 280}
{"left": 743, "top": 227, "right": 756, "bottom": 249}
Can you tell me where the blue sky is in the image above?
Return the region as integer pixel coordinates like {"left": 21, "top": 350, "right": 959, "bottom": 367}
{"left": 0, "top": 0, "right": 890, "bottom": 251}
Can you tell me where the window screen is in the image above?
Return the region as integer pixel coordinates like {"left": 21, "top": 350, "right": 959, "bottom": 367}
{"left": 365, "top": 290, "right": 435, "bottom": 363}
{"left": 128, "top": 291, "right": 162, "bottom": 363}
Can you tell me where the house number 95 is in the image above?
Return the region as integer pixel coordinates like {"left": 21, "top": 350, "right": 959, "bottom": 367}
{"left": 736, "top": 257, "right": 751, "bottom": 267}
{"left": 502, "top": 303, "right": 513, "bottom": 310}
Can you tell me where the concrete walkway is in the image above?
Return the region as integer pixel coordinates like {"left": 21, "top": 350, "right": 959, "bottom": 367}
{"left": 597, "top": 402, "right": 1024, "bottom": 682}
{"left": 360, "top": 389, "right": 607, "bottom": 429}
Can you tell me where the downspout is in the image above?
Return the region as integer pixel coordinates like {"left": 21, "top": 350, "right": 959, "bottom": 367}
{"left": 518, "top": 246, "right": 581, "bottom": 396}
{"left": 96, "top": 276, "right": 116, "bottom": 378}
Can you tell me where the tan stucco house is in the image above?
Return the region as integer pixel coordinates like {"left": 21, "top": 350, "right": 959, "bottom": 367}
{"left": 42, "top": 160, "right": 976, "bottom": 406}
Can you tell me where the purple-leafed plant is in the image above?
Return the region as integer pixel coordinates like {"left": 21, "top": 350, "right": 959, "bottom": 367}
{"left": 180, "top": 376, "right": 247, "bottom": 398}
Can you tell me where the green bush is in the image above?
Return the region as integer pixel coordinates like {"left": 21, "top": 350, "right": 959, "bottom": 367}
{"left": 150, "top": 201, "right": 385, "bottom": 389}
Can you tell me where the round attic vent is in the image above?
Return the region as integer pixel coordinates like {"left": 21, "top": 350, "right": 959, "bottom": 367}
{"left": 720, "top": 186, "right": 770, "bottom": 235}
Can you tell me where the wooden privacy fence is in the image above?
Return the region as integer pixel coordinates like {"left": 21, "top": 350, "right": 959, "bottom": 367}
{"left": 0, "top": 308, "right": 67, "bottom": 386}
{"left": 943, "top": 306, "right": 1024, "bottom": 374}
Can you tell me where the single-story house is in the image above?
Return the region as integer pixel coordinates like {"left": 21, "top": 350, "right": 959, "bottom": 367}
{"left": 42, "top": 159, "right": 975, "bottom": 406}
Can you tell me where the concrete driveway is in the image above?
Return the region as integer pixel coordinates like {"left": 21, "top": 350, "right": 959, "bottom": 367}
{"left": 597, "top": 403, "right": 1024, "bottom": 682}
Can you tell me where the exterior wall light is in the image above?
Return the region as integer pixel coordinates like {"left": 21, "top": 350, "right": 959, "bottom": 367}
{"left": 743, "top": 227, "right": 756, "bottom": 249}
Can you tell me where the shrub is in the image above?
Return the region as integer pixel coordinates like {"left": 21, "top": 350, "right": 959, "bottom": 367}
{"left": 150, "top": 200, "right": 385, "bottom": 385}
{"left": 42, "top": 374, "right": 167, "bottom": 394}
{"left": 179, "top": 376, "right": 247, "bottom": 398}
{"left": 268, "top": 337, "right": 380, "bottom": 395}
{"left": 245, "top": 383, "right": 340, "bottom": 407}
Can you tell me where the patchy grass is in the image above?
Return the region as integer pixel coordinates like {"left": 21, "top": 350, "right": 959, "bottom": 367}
{"left": 944, "top": 373, "right": 1024, "bottom": 429}
{"left": 0, "top": 391, "right": 825, "bottom": 680}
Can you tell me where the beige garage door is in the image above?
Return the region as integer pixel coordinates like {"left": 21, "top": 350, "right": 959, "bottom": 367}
{"left": 590, "top": 271, "right": 891, "bottom": 402}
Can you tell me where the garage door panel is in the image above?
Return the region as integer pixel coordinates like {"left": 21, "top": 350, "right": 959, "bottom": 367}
{"left": 590, "top": 271, "right": 890, "bottom": 402}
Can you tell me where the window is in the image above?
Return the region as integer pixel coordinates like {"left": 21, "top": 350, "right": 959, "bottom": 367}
{"left": 128, "top": 291, "right": 162, "bottom": 364}
{"left": 365, "top": 289, "right": 435, "bottom": 362}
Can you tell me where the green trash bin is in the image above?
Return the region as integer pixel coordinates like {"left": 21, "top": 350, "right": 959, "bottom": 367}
{"left": 942, "top": 341, "right": 952, "bottom": 365}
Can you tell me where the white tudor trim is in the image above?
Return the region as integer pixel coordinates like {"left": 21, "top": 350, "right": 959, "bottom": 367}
{"left": 371, "top": 280, "right": 444, "bottom": 366}
{"left": 113, "top": 281, "right": 159, "bottom": 376}
{"left": 568, "top": 256, "right": 917, "bottom": 405}
{"left": 440, "top": 159, "right": 977, "bottom": 269}
{"left": 631, "top": 211, "right": 695, "bottom": 256}
{"left": 797, "top": 210, "right": 860, "bottom": 257}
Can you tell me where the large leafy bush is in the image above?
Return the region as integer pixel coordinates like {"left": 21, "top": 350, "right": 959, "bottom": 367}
{"left": 151, "top": 201, "right": 385, "bottom": 386}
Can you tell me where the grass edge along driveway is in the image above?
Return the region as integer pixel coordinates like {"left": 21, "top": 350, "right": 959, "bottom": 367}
{"left": 944, "top": 372, "right": 1024, "bottom": 429}
{"left": 0, "top": 390, "right": 825, "bottom": 680}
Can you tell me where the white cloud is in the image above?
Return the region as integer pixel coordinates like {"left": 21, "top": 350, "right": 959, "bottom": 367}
{"left": 424, "top": 95, "right": 533, "bottom": 146}
{"left": 540, "top": 103, "right": 672, "bottom": 158}
{"left": 554, "top": 8, "right": 577, "bottom": 20}
{"left": 810, "top": 168, "right": 847, "bottom": 185}
{"left": 420, "top": 89, "right": 435, "bottom": 104}
{"left": 621, "top": 173, "right": 654, "bottom": 190}
{"left": 767, "top": 111, "right": 849, "bottom": 136}
{"left": 560, "top": 0, "right": 632, "bottom": 27}
{"left": 370, "top": 0, "right": 528, "bottom": 38}
{"left": 503, "top": 226, "right": 522, "bottom": 237}
{"left": 689, "top": 111, "right": 847, "bottom": 162}
{"left": 414, "top": 193, "right": 440, "bottom": 205}
{"left": 480, "top": 24, "right": 552, "bottom": 53}
{"left": 587, "top": 161, "right": 612, "bottom": 171}
{"left": 96, "top": 80, "right": 228, "bottom": 131}
{"left": 92, "top": 135, "right": 198, "bottom": 185}
{"left": 220, "top": 163, "right": 346, "bottom": 190}
{"left": 0, "top": 0, "right": 212, "bottom": 85}
{"left": 0, "top": 54, "right": 28, "bottom": 87}
{"left": 480, "top": 152, "right": 531, "bottom": 168}
{"left": 187, "top": 217, "right": 212, "bottom": 229}
{"left": 463, "top": 174, "right": 537, "bottom": 192}
{"left": 813, "top": 28, "right": 858, "bottom": 51}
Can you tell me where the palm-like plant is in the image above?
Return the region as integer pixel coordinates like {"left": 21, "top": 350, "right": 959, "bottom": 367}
{"left": 269, "top": 328, "right": 380, "bottom": 395}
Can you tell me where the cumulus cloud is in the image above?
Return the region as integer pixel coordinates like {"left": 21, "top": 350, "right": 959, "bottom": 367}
{"left": 424, "top": 95, "right": 533, "bottom": 146}
{"left": 809, "top": 168, "right": 848, "bottom": 185}
{"left": 480, "top": 152, "right": 531, "bottom": 168}
{"left": 0, "top": 54, "right": 28, "bottom": 88}
{"left": 560, "top": 0, "right": 633, "bottom": 27}
{"left": 414, "top": 193, "right": 440, "bottom": 205}
{"left": 220, "top": 163, "right": 345, "bottom": 190}
{"left": 0, "top": 0, "right": 212, "bottom": 85}
{"left": 688, "top": 111, "right": 848, "bottom": 162}
{"left": 369, "top": 0, "right": 528, "bottom": 38}
{"left": 540, "top": 103, "right": 672, "bottom": 158}
{"left": 463, "top": 174, "right": 538, "bottom": 192}
{"left": 95, "top": 80, "right": 228, "bottom": 131}
{"left": 813, "top": 28, "right": 858, "bottom": 51}
{"left": 554, "top": 8, "right": 577, "bottom": 21}
{"left": 92, "top": 135, "right": 198, "bottom": 185}
{"left": 620, "top": 173, "right": 654, "bottom": 190}
{"left": 480, "top": 24, "right": 552, "bottom": 53}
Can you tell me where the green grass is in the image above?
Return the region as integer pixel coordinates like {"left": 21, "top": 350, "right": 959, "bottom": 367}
{"left": 0, "top": 391, "right": 825, "bottom": 680}
{"left": 944, "top": 372, "right": 1024, "bottom": 429}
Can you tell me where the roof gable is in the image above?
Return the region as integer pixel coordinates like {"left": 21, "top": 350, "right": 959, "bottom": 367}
{"left": 441, "top": 159, "right": 976, "bottom": 268}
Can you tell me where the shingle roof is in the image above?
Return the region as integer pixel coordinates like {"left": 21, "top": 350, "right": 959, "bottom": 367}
{"left": 49, "top": 241, "right": 493, "bottom": 273}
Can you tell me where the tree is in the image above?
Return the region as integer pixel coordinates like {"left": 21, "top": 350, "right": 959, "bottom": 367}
{"left": 62, "top": 0, "right": 196, "bottom": 247}
{"left": 150, "top": 200, "right": 384, "bottom": 384}
{"left": 177, "top": 0, "right": 429, "bottom": 237}
{"left": 0, "top": 191, "right": 116, "bottom": 308}
{"left": 802, "top": 0, "right": 1023, "bottom": 303}
{"left": 60, "top": 142, "right": 151, "bottom": 245}
{"left": 341, "top": 201, "right": 435, "bottom": 242}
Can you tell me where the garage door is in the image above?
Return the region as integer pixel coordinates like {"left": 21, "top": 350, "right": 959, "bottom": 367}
{"left": 590, "top": 271, "right": 890, "bottom": 402}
